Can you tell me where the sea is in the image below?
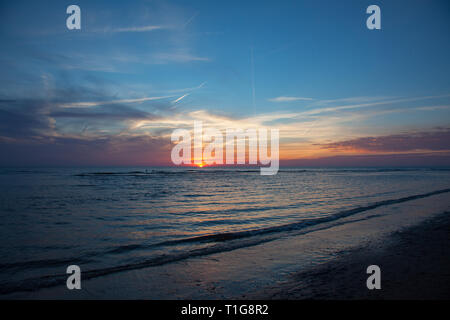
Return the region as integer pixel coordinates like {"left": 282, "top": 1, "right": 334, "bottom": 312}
{"left": 0, "top": 167, "right": 449, "bottom": 297}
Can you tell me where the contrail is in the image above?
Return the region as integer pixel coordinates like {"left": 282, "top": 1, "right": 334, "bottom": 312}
{"left": 250, "top": 46, "right": 256, "bottom": 115}
{"left": 173, "top": 94, "right": 189, "bottom": 104}
{"left": 183, "top": 12, "right": 199, "bottom": 28}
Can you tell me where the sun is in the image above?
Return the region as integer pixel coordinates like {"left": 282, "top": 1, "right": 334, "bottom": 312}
{"left": 195, "top": 161, "right": 207, "bottom": 168}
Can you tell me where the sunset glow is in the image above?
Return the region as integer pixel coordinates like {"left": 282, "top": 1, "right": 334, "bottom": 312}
{"left": 0, "top": 1, "right": 448, "bottom": 168}
{"left": 0, "top": 0, "right": 449, "bottom": 303}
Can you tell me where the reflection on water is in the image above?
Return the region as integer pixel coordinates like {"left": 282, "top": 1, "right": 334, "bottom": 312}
{"left": 0, "top": 167, "right": 449, "bottom": 294}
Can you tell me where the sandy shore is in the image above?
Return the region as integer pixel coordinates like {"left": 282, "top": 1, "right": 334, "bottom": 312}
{"left": 256, "top": 211, "right": 450, "bottom": 299}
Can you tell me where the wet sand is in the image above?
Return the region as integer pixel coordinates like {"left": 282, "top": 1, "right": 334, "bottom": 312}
{"left": 256, "top": 211, "right": 450, "bottom": 299}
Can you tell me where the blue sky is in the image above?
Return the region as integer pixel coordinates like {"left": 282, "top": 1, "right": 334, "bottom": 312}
{"left": 0, "top": 0, "right": 449, "bottom": 166}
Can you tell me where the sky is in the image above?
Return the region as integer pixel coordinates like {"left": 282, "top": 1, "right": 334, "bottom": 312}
{"left": 0, "top": 0, "right": 449, "bottom": 166}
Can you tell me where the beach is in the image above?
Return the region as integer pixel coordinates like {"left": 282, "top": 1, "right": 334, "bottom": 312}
{"left": 254, "top": 211, "right": 450, "bottom": 299}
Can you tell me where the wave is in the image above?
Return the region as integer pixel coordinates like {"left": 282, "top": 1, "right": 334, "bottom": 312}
{"left": 73, "top": 167, "right": 450, "bottom": 177}
{"left": 158, "top": 187, "right": 450, "bottom": 245}
{"left": 74, "top": 169, "right": 261, "bottom": 176}
{"left": 0, "top": 257, "right": 94, "bottom": 273}
{"left": 1, "top": 187, "right": 449, "bottom": 295}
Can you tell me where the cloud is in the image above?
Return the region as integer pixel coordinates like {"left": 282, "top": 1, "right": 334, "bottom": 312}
{"left": 164, "top": 82, "right": 206, "bottom": 94}
{"left": 59, "top": 96, "right": 176, "bottom": 108}
{"left": 0, "top": 93, "right": 173, "bottom": 166}
{"left": 108, "top": 25, "right": 167, "bottom": 33}
{"left": 1, "top": 70, "right": 449, "bottom": 167}
{"left": 281, "top": 153, "right": 450, "bottom": 167}
{"left": 110, "top": 52, "right": 210, "bottom": 65}
{"left": 0, "top": 80, "right": 176, "bottom": 140}
{"left": 49, "top": 105, "right": 159, "bottom": 121}
{"left": 152, "top": 52, "right": 210, "bottom": 63}
{"left": 0, "top": 99, "right": 54, "bottom": 139}
{"left": 0, "top": 134, "right": 172, "bottom": 166}
{"left": 268, "top": 96, "right": 313, "bottom": 102}
{"left": 318, "top": 129, "right": 450, "bottom": 153}
{"left": 301, "top": 94, "right": 450, "bottom": 116}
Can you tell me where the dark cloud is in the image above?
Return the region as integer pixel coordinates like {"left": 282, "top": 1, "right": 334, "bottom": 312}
{"left": 281, "top": 153, "right": 450, "bottom": 167}
{"left": 318, "top": 129, "right": 450, "bottom": 152}
{"left": 49, "top": 104, "right": 158, "bottom": 121}
{"left": 0, "top": 81, "right": 168, "bottom": 137}
{"left": 0, "top": 134, "right": 172, "bottom": 166}
{"left": 0, "top": 99, "right": 54, "bottom": 138}
{"left": 0, "top": 84, "right": 173, "bottom": 165}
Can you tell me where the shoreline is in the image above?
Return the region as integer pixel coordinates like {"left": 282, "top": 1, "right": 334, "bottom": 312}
{"left": 254, "top": 211, "right": 450, "bottom": 299}
{"left": 3, "top": 192, "right": 450, "bottom": 299}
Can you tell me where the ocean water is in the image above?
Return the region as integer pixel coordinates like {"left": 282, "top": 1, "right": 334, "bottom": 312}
{"left": 0, "top": 167, "right": 450, "bottom": 296}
